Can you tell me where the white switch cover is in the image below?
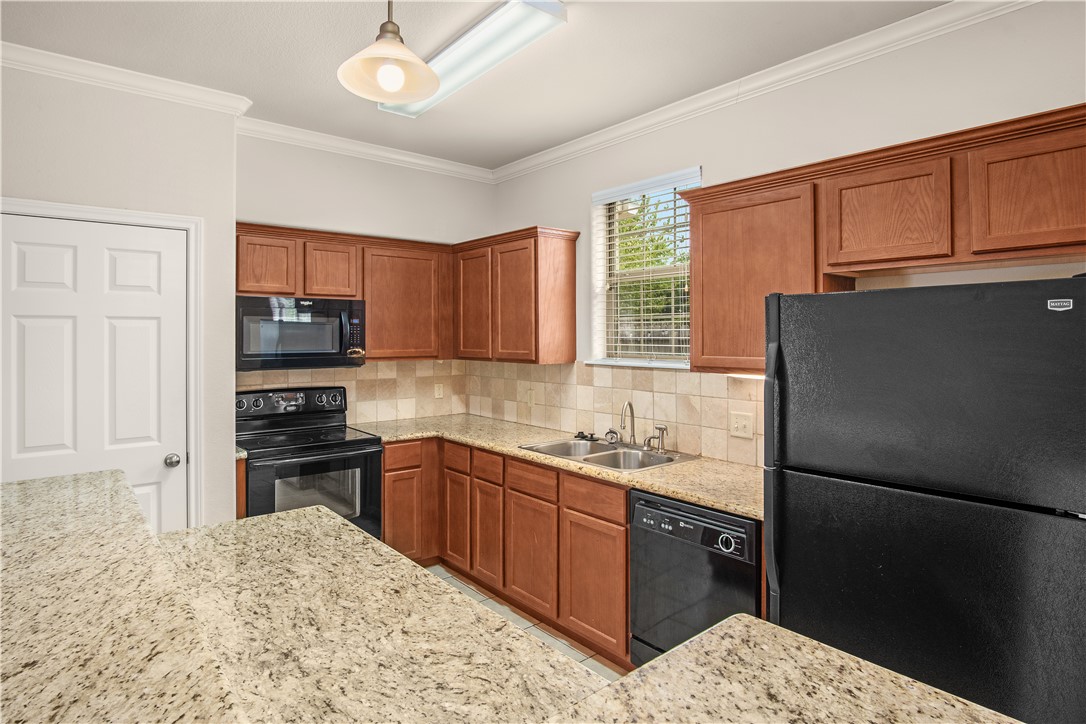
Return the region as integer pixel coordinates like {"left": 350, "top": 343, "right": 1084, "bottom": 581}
{"left": 729, "top": 411, "right": 754, "bottom": 439}
{"left": 434, "top": 383, "right": 444, "bottom": 399}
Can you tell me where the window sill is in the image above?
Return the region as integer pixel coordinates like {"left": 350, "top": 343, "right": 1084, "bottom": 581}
{"left": 584, "top": 358, "right": 690, "bottom": 371}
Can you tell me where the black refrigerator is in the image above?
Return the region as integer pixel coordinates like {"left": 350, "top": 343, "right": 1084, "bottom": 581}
{"left": 763, "top": 277, "right": 1085, "bottom": 723}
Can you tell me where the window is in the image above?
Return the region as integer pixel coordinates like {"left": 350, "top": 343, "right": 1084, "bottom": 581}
{"left": 591, "top": 167, "right": 701, "bottom": 366}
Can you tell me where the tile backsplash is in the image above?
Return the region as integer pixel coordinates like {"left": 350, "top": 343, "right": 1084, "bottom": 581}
{"left": 236, "top": 361, "right": 764, "bottom": 467}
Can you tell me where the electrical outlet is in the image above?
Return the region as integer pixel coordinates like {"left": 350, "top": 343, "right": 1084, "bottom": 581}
{"left": 434, "top": 383, "right": 444, "bottom": 399}
{"left": 729, "top": 411, "right": 754, "bottom": 439}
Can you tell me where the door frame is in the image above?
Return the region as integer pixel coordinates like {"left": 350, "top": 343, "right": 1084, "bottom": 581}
{"left": 2, "top": 196, "right": 205, "bottom": 527}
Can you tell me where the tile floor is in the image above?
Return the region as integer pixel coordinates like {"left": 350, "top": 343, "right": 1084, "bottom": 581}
{"left": 424, "top": 563, "right": 626, "bottom": 683}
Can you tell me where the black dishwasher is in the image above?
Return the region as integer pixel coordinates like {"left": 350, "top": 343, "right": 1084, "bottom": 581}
{"left": 629, "top": 490, "right": 760, "bottom": 665}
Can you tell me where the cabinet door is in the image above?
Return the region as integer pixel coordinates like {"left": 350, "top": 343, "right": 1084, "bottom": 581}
{"left": 442, "top": 468, "right": 471, "bottom": 571}
{"left": 559, "top": 508, "right": 627, "bottom": 658}
{"left": 969, "top": 127, "right": 1086, "bottom": 252}
{"left": 364, "top": 247, "right": 440, "bottom": 358}
{"left": 823, "top": 157, "right": 952, "bottom": 265}
{"left": 237, "top": 235, "right": 297, "bottom": 295}
{"left": 383, "top": 468, "right": 421, "bottom": 558}
{"left": 691, "top": 184, "right": 815, "bottom": 371}
{"left": 303, "top": 241, "right": 361, "bottom": 298}
{"left": 456, "top": 248, "right": 493, "bottom": 359}
{"left": 504, "top": 488, "right": 558, "bottom": 619}
{"left": 471, "top": 477, "right": 504, "bottom": 589}
{"left": 492, "top": 238, "right": 537, "bottom": 362}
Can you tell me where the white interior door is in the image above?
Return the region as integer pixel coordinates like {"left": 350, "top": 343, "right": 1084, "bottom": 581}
{"left": 2, "top": 213, "right": 188, "bottom": 532}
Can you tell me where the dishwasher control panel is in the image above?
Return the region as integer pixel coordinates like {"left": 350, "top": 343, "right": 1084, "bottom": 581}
{"left": 633, "top": 500, "right": 754, "bottom": 564}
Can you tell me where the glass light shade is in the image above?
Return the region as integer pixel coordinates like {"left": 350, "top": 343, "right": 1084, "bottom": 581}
{"left": 337, "top": 37, "right": 439, "bottom": 104}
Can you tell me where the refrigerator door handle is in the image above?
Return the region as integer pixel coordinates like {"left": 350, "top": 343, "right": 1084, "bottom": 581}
{"left": 764, "top": 467, "right": 782, "bottom": 624}
{"left": 764, "top": 293, "right": 781, "bottom": 468}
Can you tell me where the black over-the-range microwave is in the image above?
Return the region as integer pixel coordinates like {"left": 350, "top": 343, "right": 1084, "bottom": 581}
{"left": 236, "top": 296, "right": 365, "bottom": 370}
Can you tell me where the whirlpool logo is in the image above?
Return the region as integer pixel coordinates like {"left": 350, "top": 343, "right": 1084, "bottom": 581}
{"left": 1047, "top": 299, "right": 1073, "bottom": 312}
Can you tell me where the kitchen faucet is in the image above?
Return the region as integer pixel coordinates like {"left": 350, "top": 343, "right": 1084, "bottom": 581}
{"left": 619, "top": 400, "right": 637, "bottom": 446}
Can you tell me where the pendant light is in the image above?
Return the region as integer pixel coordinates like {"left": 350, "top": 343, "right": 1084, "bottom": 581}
{"left": 337, "top": 1, "right": 440, "bottom": 104}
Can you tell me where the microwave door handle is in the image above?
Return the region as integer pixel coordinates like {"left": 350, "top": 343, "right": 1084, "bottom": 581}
{"left": 341, "top": 311, "right": 350, "bottom": 353}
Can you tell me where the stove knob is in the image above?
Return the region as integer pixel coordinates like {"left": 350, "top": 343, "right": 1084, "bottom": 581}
{"left": 235, "top": 399, "right": 247, "bottom": 411}
{"left": 329, "top": 393, "right": 342, "bottom": 405}
{"left": 251, "top": 398, "right": 264, "bottom": 410}
{"left": 718, "top": 534, "right": 736, "bottom": 553}
{"left": 315, "top": 393, "right": 327, "bottom": 405}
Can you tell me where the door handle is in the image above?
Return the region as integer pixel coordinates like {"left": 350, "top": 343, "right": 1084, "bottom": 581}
{"left": 164, "top": 453, "right": 182, "bottom": 468}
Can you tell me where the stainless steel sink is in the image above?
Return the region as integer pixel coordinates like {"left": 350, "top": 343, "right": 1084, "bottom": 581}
{"left": 581, "top": 448, "right": 675, "bottom": 470}
{"left": 521, "top": 439, "right": 615, "bottom": 457}
{"left": 519, "top": 438, "right": 692, "bottom": 472}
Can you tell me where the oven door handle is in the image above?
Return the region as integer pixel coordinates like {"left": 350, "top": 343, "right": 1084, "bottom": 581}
{"left": 248, "top": 449, "right": 379, "bottom": 468}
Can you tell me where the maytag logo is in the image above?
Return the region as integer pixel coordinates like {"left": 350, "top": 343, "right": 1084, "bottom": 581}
{"left": 1047, "top": 299, "right": 1073, "bottom": 312}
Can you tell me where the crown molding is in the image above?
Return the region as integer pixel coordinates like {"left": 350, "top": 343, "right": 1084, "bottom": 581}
{"left": 0, "top": 42, "right": 252, "bottom": 116}
{"left": 236, "top": 117, "right": 496, "bottom": 184}
{"left": 489, "top": 0, "right": 1041, "bottom": 183}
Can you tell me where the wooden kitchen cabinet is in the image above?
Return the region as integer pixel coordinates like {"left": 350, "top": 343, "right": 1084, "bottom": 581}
{"left": 968, "top": 126, "right": 1086, "bottom": 253}
{"left": 237, "top": 235, "right": 297, "bottom": 295}
{"left": 454, "top": 227, "right": 578, "bottom": 364}
{"left": 455, "top": 247, "right": 492, "bottom": 359}
{"left": 235, "top": 457, "right": 247, "bottom": 519}
{"left": 302, "top": 241, "right": 361, "bottom": 298}
{"left": 558, "top": 474, "right": 628, "bottom": 658}
{"left": 685, "top": 183, "right": 815, "bottom": 372}
{"left": 442, "top": 442, "right": 472, "bottom": 572}
{"left": 470, "top": 450, "right": 504, "bottom": 590}
{"left": 822, "top": 157, "right": 952, "bottom": 265}
{"left": 382, "top": 440, "right": 439, "bottom": 562}
{"left": 364, "top": 247, "right": 442, "bottom": 359}
{"left": 503, "top": 459, "right": 560, "bottom": 619}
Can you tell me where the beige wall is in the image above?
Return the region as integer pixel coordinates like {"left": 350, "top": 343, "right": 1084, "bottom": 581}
{"left": 236, "top": 135, "right": 496, "bottom": 244}
{"left": 1, "top": 67, "right": 239, "bottom": 525}
{"left": 490, "top": 1, "right": 1086, "bottom": 357}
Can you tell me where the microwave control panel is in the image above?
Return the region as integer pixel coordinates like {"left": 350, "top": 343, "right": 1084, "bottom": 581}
{"left": 235, "top": 387, "right": 346, "bottom": 416}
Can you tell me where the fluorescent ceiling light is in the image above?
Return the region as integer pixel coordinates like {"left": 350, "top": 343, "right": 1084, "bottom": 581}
{"left": 379, "top": 0, "right": 566, "bottom": 118}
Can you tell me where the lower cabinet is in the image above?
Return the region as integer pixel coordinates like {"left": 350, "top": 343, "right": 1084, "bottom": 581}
{"left": 471, "top": 449, "right": 505, "bottom": 589}
{"left": 381, "top": 439, "right": 440, "bottom": 561}
{"left": 443, "top": 468, "right": 471, "bottom": 571}
{"left": 504, "top": 488, "right": 559, "bottom": 620}
{"left": 235, "top": 457, "right": 247, "bottom": 519}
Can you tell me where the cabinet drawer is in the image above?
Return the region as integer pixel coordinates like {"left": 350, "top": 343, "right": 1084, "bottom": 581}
{"left": 384, "top": 441, "right": 422, "bottom": 471}
{"left": 473, "top": 449, "right": 504, "bottom": 485}
{"left": 560, "top": 473, "right": 627, "bottom": 525}
{"left": 506, "top": 459, "right": 558, "bottom": 502}
{"left": 445, "top": 442, "right": 471, "bottom": 474}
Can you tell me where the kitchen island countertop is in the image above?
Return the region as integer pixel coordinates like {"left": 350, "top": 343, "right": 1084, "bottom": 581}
{"left": 3, "top": 469, "right": 1015, "bottom": 723}
{"left": 364, "top": 414, "right": 764, "bottom": 520}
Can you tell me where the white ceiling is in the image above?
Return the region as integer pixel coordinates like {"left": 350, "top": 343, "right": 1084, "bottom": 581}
{"left": 1, "top": 1, "right": 944, "bottom": 169}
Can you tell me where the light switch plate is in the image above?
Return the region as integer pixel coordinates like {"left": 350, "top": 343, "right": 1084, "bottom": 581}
{"left": 729, "top": 411, "right": 754, "bottom": 439}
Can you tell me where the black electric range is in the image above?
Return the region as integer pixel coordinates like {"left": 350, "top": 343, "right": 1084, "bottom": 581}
{"left": 236, "top": 387, "right": 382, "bottom": 536}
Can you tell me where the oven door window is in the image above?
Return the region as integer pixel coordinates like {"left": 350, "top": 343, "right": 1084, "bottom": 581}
{"left": 275, "top": 466, "right": 360, "bottom": 518}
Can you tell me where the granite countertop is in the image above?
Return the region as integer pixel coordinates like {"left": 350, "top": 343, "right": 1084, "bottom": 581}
{"left": 3, "top": 469, "right": 1013, "bottom": 723}
{"left": 235, "top": 446, "right": 247, "bottom": 460}
{"left": 159, "top": 506, "right": 606, "bottom": 722}
{"left": 564, "top": 614, "right": 1014, "bottom": 723}
{"left": 1, "top": 471, "right": 245, "bottom": 723}
{"left": 363, "top": 414, "right": 764, "bottom": 520}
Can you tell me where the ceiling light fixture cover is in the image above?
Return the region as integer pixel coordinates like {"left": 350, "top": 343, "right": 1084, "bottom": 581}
{"left": 338, "top": 1, "right": 440, "bottom": 104}
{"left": 380, "top": 0, "right": 566, "bottom": 118}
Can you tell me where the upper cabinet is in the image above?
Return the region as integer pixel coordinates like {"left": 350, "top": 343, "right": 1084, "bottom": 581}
{"left": 455, "top": 227, "right": 579, "bottom": 364}
{"left": 364, "top": 247, "right": 444, "bottom": 359}
{"left": 822, "top": 157, "right": 952, "bottom": 266}
{"left": 685, "top": 184, "right": 815, "bottom": 372}
{"left": 237, "top": 229, "right": 361, "bottom": 299}
{"left": 237, "top": 235, "right": 297, "bottom": 295}
{"left": 968, "top": 127, "right": 1086, "bottom": 253}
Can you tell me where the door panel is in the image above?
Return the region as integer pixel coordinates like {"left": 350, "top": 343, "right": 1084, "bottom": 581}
{"left": 237, "top": 235, "right": 296, "bottom": 295}
{"left": 442, "top": 468, "right": 471, "bottom": 571}
{"left": 383, "top": 467, "right": 421, "bottom": 558}
{"left": 2, "top": 214, "right": 188, "bottom": 532}
{"left": 303, "top": 241, "right": 360, "bottom": 298}
{"left": 772, "top": 470, "right": 1086, "bottom": 724}
{"left": 363, "top": 247, "right": 440, "bottom": 359}
{"left": 504, "top": 489, "right": 558, "bottom": 618}
{"left": 456, "top": 248, "right": 492, "bottom": 359}
{"left": 492, "top": 239, "right": 536, "bottom": 361}
{"left": 471, "top": 477, "right": 503, "bottom": 589}
{"left": 559, "top": 508, "right": 627, "bottom": 657}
